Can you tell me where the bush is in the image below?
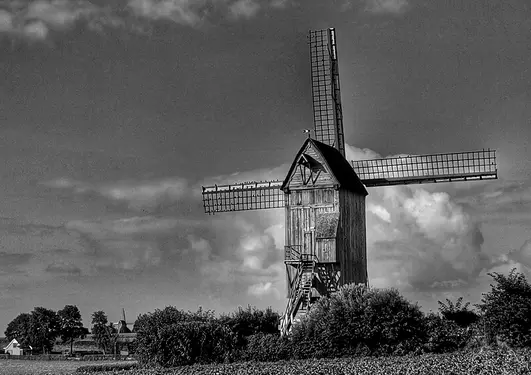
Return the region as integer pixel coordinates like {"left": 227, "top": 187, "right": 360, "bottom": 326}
{"left": 289, "top": 283, "right": 426, "bottom": 358}
{"left": 475, "top": 268, "right": 531, "bottom": 348}
{"left": 438, "top": 296, "right": 479, "bottom": 328}
{"left": 219, "top": 305, "right": 280, "bottom": 351}
{"left": 422, "top": 312, "right": 472, "bottom": 353}
{"left": 136, "top": 320, "right": 235, "bottom": 367}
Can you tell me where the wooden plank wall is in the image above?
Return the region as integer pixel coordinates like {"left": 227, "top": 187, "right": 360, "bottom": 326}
{"left": 337, "top": 189, "right": 367, "bottom": 286}
{"left": 285, "top": 189, "right": 340, "bottom": 262}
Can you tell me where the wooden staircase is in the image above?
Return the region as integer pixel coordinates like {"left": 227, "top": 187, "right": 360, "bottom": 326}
{"left": 280, "top": 256, "right": 316, "bottom": 336}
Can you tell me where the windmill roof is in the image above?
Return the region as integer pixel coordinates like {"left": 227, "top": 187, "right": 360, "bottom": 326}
{"left": 282, "top": 138, "right": 368, "bottom": 196}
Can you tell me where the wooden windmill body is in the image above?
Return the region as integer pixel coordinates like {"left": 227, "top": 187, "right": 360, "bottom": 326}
{"left": 201, "top": 28, "right": 498, "bottom": 335}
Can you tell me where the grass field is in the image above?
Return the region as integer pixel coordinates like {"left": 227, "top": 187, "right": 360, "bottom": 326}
{"left": 0, "top": 360, "right": 137, "bottom": 375}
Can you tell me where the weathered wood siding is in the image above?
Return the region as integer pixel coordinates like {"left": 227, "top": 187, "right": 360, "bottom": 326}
{"left": 285, "top": 189, "right": 339, "bottom": 263}
{"left": 337, "top": 189, "right": 367, "bottom": 286}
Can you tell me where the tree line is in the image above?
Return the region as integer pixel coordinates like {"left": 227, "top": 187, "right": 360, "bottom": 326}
{"left": 5, "top": 267, "right": 531, "bottom": 364}
{"left": 132, "top": 268, "right": 531, "bottom": 366}
{"left": 4, "top": 306, "right": 125, "bottom": 355}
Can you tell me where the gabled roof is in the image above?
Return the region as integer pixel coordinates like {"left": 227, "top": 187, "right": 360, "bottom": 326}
{"left": 3, "top": 338, "right": 17, "bottom": 350}
{"left": 281, "top": 138, "right": 368, "bottom": 196}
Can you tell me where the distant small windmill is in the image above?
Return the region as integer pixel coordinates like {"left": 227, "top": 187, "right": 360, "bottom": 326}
{"left": 113, "top": 308, "right": 132, "bottom": 334}
{"left": 201, "top": 28, "right": 498, "bottom": 335}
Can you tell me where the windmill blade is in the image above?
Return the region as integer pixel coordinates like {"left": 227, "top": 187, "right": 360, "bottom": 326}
{"left": 202, "top": 180, "right": 285, "bottom": 214}
{"left": 309, "top": 28, "right": 345, "bottom": 157}
{"left": 352, "top": 150, "right": 497, "bottom": 187}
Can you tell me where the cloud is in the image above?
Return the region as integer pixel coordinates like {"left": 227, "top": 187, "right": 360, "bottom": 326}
{"left": 44, "top": 177, "right": 189, "bottom": 213}
{"left": 228, "top": 0, "right": 260, "bottom": 19}
{"left": 341, "top": 0, "right": 409, "bottom": 14}
{"left": 0, "top": 0, "right": 110, "bottom": 40}
{"left": 45, "top": 261, "right": 82, "bottom": 275}
{"left": 126, "top": 0, "right": 288, "bottom": 27}
{"left": 248, "top": 281, "right": 279, "bottom": 298}
{"left": 127, "top": 0, "right": 207, "bottom": 26}
{"left": 364, "top": 0, "right": 409, "bottom": 14}
{"left": 0, "top": 252, "right": 34, "bottom": 274}
{"left": 0, "top": 9, "right": 14, "bottom": 32}
{"left": 64, "top": 216, "right": 190, "bottom": 271}
{"left": 26, "top": 0, "right": 96, "bottom": 28}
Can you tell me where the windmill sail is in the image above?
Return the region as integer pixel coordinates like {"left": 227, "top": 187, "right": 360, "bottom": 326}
{"left": 309, "top": 28, "right": 345, "bottom": 157}
{"left": 202, "top": 180, "right": 285, "bottom": 214}
{"left": 352, "top": 150, "right": 497, "bottom": 187}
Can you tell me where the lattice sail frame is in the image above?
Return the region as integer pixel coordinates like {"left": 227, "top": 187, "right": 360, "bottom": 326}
{"left": 352, "top": 149, "right": 497, "bottom": 187}
{"left": 202, "top": 180, "right": 284, "bottom": 214}
{"left": 310, "top": 28, "right": 345, "bottom": 157}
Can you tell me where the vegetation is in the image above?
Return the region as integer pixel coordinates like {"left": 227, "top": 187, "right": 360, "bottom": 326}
{"left": 75, "top": 361, "right": 138, "bottom": 372}
{"left": 74, "top": 348, "right": 531, "bottom": 375}
{"left": 57, "top": 305, "right": 87, "bottom": 356}
{"left": 438, "top": 296, "right": 479, "bottom": 328}
{"left": 4, "top": 267, "right": 531, "bottom": 375}
{"left": 0, "top": 360, "right": 136, "bottom": 375}
{"left": 288, "top": 284, "right": 426, "bottom": 358}
{"left": 475, "top": 268, "right": 531, "bottom": 347}
{"left": 90, "top": 311, "right": 117, "bottom": 355}
{"left": 5, "top": 307, "right": 61, "bottom": 354}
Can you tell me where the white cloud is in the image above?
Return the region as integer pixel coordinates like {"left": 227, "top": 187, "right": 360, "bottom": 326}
{"left": 127, "top": 0, "right": 205, "bottom": 26}
{"left": 270, "top": 0, "right": 289, "bottom": 8}
{"left": 44, "top": 177, "right": 189, "bottom": 212}
{"left": 127, "top": 0, "right": 287, "bottom": 27}
{"left": 228, "top": 0, "right": 261, "bottom": 19}
{"left": 248, "top": 281, "right": 279, "bottom": 298}
{"left": 23, "top": 20, "right": 49, "bottom": 39}
{"left": 367, "top": 203, "right": 391, "bottom": 223}
{"left": 26, "top": 0, "right": 95, "bottom": 28}
{"left": 0, "top": 9, "right": 14, "bottom": 32}
{"left": 364, "top": 0, "right": 408, "bottom": 14}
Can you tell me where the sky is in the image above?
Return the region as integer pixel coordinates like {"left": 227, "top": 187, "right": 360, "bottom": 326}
{"left": 0, "top": 0, "right": 530, "bottom": 332}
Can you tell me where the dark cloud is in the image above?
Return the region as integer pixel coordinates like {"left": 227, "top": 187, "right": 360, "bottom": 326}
{"left": 45, "top": 262, "right": 82, "bottom": 275}
{"left": 0, "top": 252, "right": 34, "bottom": 271}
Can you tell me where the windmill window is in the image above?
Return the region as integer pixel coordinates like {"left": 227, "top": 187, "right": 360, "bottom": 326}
{"left": 298, "top": 154, "right": 325, "bottom": 173}
{"left": 315, "top": 212, "right": 339, "bottom": 239}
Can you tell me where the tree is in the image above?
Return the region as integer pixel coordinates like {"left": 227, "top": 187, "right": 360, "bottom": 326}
{"left": 91, "top": 311, "right": 112, "bottom": 354}
{"left": 5, "top": 313, "right": 31, "bottom": 347}
{"left": 475, "top": 268, "right": 531, "bottom": 347}
{"left": 28, "top": 307, "right": 61, "bottom": 354}
{"left": 58, "top": 305, "right": 85, "bottom": 355}
{"left": 438, "top": 296, "right": 479, "bottom": 328}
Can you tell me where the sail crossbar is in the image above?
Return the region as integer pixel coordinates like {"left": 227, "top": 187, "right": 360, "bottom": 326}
{"left": 352, "top": 149, "right": 497, "bottom": 187}
{"left": 202, "top": 180, "right": 284, "bottom": 214}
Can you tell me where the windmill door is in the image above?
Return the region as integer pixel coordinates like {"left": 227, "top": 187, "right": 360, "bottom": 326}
{"left": 301, "top": 207, "right": 314, "bottom": 257}
{"left": 303, "top": 230, "right": 313, "bottom": 258}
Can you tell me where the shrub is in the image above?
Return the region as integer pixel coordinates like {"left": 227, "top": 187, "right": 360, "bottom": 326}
{"left": 219, "top": 305, "right": 280, "bottom": 351}
{"left": 422, "top": 312, "right": 472, "bottom": 353}
{"left": 136, "top": 320, "right": 235, "bottom": 367}
{"left": 289, "top": 283, "right": 426, "bottom": 358}
{"left": 475, "top": 268, "right": 531, "bottom": 348}
{"left": 437, "top": 296, "right": 479, "bottom": 328}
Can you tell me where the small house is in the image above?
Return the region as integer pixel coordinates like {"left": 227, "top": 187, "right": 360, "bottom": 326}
{"left": 3, "top": 338, "right": 31, "bottom": 356}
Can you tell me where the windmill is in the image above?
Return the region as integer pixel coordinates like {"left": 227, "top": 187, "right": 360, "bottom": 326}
{"left": 113, "top": 308, "right": 132, "bottom": 334}
{"left": 201, "top": 28, "right": 498, "bottom": 336}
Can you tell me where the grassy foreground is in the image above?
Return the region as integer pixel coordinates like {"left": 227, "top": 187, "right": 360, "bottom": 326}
{"left": 0, "top": 359, "right": 137, "bottom": 375}
{"left": 76, "top": 347, "right": 531, "bottom": 375}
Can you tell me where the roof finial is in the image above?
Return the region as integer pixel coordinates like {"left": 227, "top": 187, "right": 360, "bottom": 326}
{"left": 303, "top": 129, "right": 311, "bottom": 139}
